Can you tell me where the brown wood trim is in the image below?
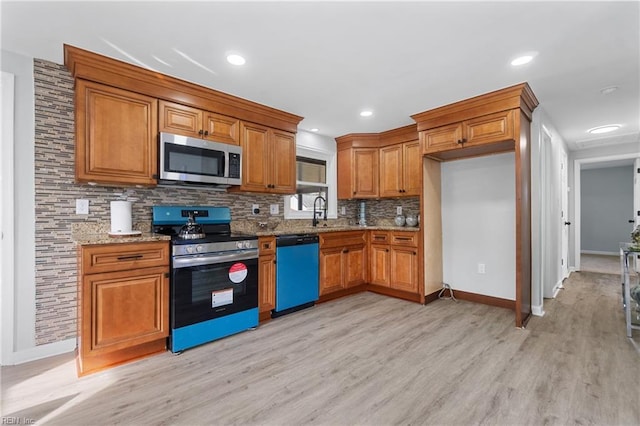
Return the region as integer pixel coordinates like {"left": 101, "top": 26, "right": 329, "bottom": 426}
{"left": 424, "top": 140, "right": 515, "bottom": 162}
{"left": 259, "top": 311, "right": 272, "bottom": 323}
{"left": 365, "top": 285, "right": 422, "bottom": 303}
{"left": 335, "top": 133, "right": 381, "bottom": 149}
{"left": 411, "top": 83, "right": 539, "bottom": 131}
{"left": 64, "top": 44, "right": 303, "bottom": 133}
{"left": 436, "top": 288, "right": 516, "bottom": 311}
{"left": 424, "top": 289, "right": 441, "bottom": 305}
{"left": 379, "top": 124, "right": 418, "bottom": 146}
{"left": 317, "top": 284, "right": 367, "bottom": 304}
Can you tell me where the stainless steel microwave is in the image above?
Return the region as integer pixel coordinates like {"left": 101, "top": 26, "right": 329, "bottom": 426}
{"left": 159, "top": 132, "right": 242, "bottom": 186}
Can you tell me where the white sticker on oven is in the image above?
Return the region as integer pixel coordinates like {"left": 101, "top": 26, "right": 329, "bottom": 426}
{"left": 228, "top": 262, "right": 248, "bottom": 283}
{"left": 212, "top": 288, "right": 233, "bottom": 308}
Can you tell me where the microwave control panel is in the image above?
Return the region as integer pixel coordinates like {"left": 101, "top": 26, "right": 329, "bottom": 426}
{"left": 228, "top": 153, "right": 241, "bottom": 178}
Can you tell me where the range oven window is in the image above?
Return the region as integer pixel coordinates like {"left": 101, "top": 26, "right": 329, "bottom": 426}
{"left": 172, "top": 257, "right": 258, "bottom": 329}
{"left": 165, "top": 143, "right": 225, "bottom": 177}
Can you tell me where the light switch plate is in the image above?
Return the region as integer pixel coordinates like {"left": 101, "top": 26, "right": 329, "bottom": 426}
{"left": 341, "top": 206, "right": 346, "bottom": 215}
{"left": 76, "top": 199, "right": 89, "bottom": 215}
{"left": 396, "top": 206, "right": 402, "bottom": 215}
{"left": 270, "top": 204, "right": 279, "bottom": 215}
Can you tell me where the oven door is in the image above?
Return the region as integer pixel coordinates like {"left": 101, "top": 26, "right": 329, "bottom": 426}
{"left": 171, "top": 249, "right": 258, "bottom": 329}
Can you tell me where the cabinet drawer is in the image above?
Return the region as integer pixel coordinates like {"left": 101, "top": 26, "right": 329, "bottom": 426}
{"left": 390, "top": 232, "right": 418, "bottom": 247}
{"left": 320, "top": 231, "right": 367, "bottom": 249}
{"left": 258, "top": 236, "right": 276, "bottom": 255}
{"left": 81, "top": 241, "right": 169, "bottom": 274}
{"left": 369, "top": 231, "right": 390, "bottom": 244}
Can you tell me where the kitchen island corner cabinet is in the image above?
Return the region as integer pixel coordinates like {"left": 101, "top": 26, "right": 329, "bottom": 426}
{"left": 77, "top": 241, "right": 170, "bottom": 376}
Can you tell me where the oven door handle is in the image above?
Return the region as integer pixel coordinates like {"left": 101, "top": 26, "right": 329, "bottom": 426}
{"left": 173, "top": 249, "right": 258, "bottom": 269}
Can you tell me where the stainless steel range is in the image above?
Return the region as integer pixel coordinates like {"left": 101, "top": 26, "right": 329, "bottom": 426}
{"left": 152, "top": 206, "right": 258, "bottom": 353}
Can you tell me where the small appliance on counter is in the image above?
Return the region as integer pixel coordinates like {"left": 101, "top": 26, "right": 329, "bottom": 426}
{"left": 109, "top": 201, "right": 141, "bottom": 237}
{"left": 152, "top": 205, "right": 258, "bottom": 353}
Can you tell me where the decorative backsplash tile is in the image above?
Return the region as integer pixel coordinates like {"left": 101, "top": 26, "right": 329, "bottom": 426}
{"left": 32, "top": 58, "right": 420, "bottom": 346}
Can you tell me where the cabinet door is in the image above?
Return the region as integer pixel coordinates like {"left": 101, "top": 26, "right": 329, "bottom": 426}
{"left": 344, "top": 245, "right": 367, "bottom": 288}
{"left": 203, "top": 111, "right": 240, "bottom": 145}
{"left": 158, "top": 100, "right": 202, "bottom": 138}
{"left": 258, "top": 253, "right": 276, "bottom": 314}
{"left": 379, "top": 145, "right": 403, "bottom": 197}
{"left": 390, "top": 246, "right": 419, "bottom": 293}
{"left": 76, "top": 80, "right": 158, "bottom": 186}
{"left": 319, "top": 247, "right": 345, "bottom": 295}
{"left": 270, "top": 130, "right": 296, "bottom": 194}
{"left": 81, "top": 266, "right": 169, "bottom": 356}
{"left": 337, "top": 148, "right": 353, "bottom": 200}
{"left": 402, "top": 140, "right": 422, "bottom": 196}
{"left": 353, "top": 148, "right": 379, "bottom": 198}
{"left": 239, "top": 122, "right": 270, "bottom": 192}
{"left": 464, "top": 110, "right": 514, "bottom": 147}
{"left": 369, "top": 244, "right": 390, "bottom": 287}
{"left": 421, "top": 122, "right": 463, "bottom": 154}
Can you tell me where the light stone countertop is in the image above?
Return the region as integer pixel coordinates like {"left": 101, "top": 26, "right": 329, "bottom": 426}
{"left": 232, "top": 218, "right": 420, "bottom": 237}
{"left": 72, "top": 222, "right": 171, "bottom": 246}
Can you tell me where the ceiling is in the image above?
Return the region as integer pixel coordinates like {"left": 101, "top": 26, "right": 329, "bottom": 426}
{"left": 2, "top": 1, "right": 639, "bottom": 151}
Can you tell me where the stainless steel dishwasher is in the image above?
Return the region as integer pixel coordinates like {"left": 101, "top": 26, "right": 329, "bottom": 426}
{"left": 272, "top": 234, "right": 319, "bottom": 317}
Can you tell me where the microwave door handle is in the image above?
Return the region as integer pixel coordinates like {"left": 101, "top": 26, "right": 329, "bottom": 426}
{"left": 222, "top": 152, "right": 227, "bottom": 178}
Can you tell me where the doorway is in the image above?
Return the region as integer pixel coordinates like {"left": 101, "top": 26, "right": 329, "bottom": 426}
{"left": 574, "top": 154, "right": 639, "bottom": 272}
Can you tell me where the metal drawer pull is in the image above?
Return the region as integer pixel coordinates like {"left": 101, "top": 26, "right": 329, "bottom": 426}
{"left": 117, "top": 254, "right": 144, "bottom": 261}
{"left": 395, "top": 237, "right": 412, "bottom": 241}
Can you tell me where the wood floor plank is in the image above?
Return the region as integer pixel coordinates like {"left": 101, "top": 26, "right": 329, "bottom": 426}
{"left": 2, "top": 271, "right": 638, "bottom": 425}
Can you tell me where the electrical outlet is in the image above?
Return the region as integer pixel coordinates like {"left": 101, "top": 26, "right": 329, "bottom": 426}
{"left": 477, "top": 263, "right": 486, "bottom": 274}
{"left": 341, "top": 206, "right": 346, "bottom": 215}
{"left": 396, "top": 206, "right": 403, "bottom": 215}
{"left": 270, "top": 204, "right": 279, "bottom": 215}
{"left": 76, "top": 199, "right": 89, "bottom": 215}
{"left": 252, "top": 204, "right": 260, "bottom": 215}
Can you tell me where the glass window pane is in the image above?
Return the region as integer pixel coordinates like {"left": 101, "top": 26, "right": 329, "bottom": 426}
{"left": 297, "top": 157, "right": 326, "bottom": 184}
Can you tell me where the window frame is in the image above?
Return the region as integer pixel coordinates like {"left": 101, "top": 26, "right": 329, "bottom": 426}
{"left": 284, "top": 145, "right": 337, "bottom": 220}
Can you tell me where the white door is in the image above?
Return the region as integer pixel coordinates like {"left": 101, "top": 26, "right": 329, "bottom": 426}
{"left": 634, "top": 158, "right": 640, "bottom": 228}
{"left": 561, "top": 151, "right": 569, "bottom": 279}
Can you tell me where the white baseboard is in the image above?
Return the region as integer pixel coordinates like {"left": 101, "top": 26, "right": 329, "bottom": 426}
{"left": 581, "top": 250, "right": 618, "bottom": 256}
{"left": 2, "top": 338, "right": 76, "bottom": 365}
{"left": 531, "top": 304, "right": 545, "bottom": 317}
{"left": 552, "top": 280, "right": 564, "bottom": 298}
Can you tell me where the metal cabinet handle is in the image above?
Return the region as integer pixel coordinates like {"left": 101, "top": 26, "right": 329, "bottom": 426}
{"left": 564, "top": 221, "right": 571, "bottom": 226}
{"left": 117, "top": 254, "right": 144, "bottom": 261}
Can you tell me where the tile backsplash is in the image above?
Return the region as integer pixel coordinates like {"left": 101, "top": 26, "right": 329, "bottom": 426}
{"left": 32, "top": 58, "right": 419, "bottom": 345}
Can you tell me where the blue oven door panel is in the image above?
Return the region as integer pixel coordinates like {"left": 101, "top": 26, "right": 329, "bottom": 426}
{"left": 171, "top": 308, "right": 258, "bottom": 353}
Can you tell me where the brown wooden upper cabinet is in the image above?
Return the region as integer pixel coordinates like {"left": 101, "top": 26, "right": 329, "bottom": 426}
{"left": 75, "top": 80, "right": 158, "bottom": 186}
{"left": 379, "top": 140, "right": 421, "bottom": 197}
{"left": 337, "top": 147, "right": 379, "bottom": 199}
{"left": 158, "top": 100, "right": 239, "bottom": 145}
{"left": 421, "top": 110, "right": 515, "bottom": 158}
{"left": 234, "top": 122, "right": 296, "bottom": 194}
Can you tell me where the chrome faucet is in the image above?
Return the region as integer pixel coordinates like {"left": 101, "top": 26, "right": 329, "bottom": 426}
{"left": 312, "top": 195, "right": 327, "bottom": 227}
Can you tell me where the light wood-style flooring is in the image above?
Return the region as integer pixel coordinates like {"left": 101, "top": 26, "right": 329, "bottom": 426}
{"left": 2, "top": 270, "right": 639, "bottom": 425}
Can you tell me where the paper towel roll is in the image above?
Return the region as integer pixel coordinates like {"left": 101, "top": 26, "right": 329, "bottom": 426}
{"left": 110, "top": 201, "right": 132, "bottom": 234}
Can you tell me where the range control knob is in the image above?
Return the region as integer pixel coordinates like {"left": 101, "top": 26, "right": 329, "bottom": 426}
{"left": 196, "top": 245, "right": 203, "bottom": 253}
{"left": 244, "top": 241, "right": 252, "bottom": 249}
{"left": 186, "top": 246, "right": 194, "bottom": 254}
{"left": 236, "top": 241, "right": 244, "bottom": 249}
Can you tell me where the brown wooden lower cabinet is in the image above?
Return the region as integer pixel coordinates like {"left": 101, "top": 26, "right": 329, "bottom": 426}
{"left": 368, "top": 231, "right": 419, "bottom": 293}
{"left": 319, "top": 231, "right": 367, "bottom": 296}
{"left": 77, "top": 241, "right": 169, "bottom": 376}
{"left": 258, "top": 236, "right": 276, "bottom": 321}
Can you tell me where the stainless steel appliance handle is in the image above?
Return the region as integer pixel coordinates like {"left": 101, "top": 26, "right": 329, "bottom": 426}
{"left": 173, "top": 249, "right": 258, "bottom": 269}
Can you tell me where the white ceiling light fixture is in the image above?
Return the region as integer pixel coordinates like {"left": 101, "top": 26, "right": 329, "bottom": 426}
{"left": 510, "top": 52, "right": 538, "bottom": 66}
{"left": 310, "top": 128, "right": 319, "bottom": 132}
{"left": 587, "top": 124, "right": 621, "bottom": 134}
{"left": 226, "top": 54, "right": 246, "bottom": 66}
{"left": 600, "top": 85, "right": 619, "bottom": 95}
{"left": 360, "top": 110, "right": 373, "bottom": 117}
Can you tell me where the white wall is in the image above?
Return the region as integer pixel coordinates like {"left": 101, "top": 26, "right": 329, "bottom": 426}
{"left": 441, "top": 152, "right": 515, "bottom": 300}
{"left": 1, "top": 50, "right": 38, "bottom": 364}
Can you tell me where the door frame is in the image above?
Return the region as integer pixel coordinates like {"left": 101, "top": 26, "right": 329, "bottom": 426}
{"left": 560, "top": 151, "right": 569, "bottom": 279}
{"left": 573, "top": 153, "right": 640, "bottom": 271}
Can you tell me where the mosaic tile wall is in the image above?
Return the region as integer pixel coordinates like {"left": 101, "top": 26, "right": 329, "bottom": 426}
{"left": 32, "top": 59, "right": 420, "bottom": 345}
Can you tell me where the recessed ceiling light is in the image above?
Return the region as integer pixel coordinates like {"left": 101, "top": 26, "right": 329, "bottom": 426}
{"left": 360, "top": 110, "right": 373, "bottom": 117}
{"left": 510, "top": 55, "right": 534, "bottom": 66}
{"left": 600, "top": 86, "right": 619, "bottom": 95}
{"left": 588, "top": 124, "right": 621, "bottom": 134}
{"left": 226, "top": 54, "right": 246, "bottom": 66}
{"left": 310, "top": 128, "right": 319, "bottom": 132}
